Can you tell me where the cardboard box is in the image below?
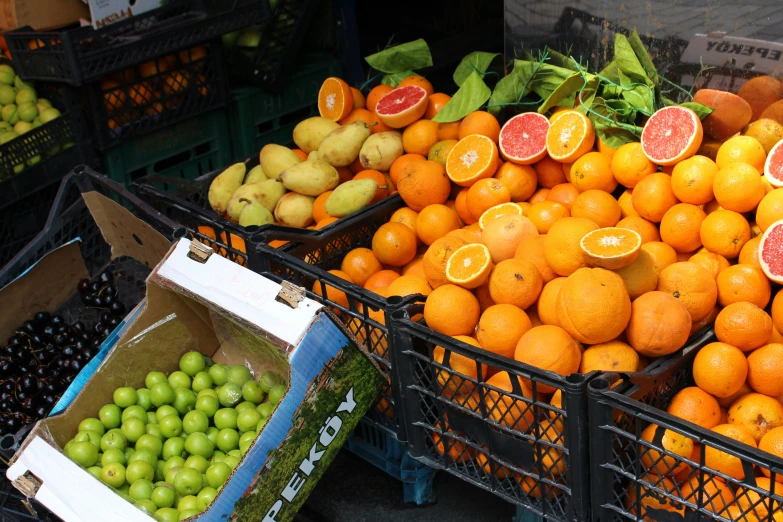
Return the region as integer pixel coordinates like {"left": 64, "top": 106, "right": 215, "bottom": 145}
{"left": 87, "top": 0, "right": 166, "bottom": 29}
{"left": 0, "top": 0, "right": 90, "bottom": 31}
{"left": 7, "top": 238, "right": 384, "bottom": 522}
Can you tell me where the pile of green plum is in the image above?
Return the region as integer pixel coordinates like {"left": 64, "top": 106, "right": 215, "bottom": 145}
{"left": 62, "top": 351, "right": 285, "bottom": 522}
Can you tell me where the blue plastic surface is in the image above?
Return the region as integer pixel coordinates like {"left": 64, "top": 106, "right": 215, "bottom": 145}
{"left": 513, "top": 505, "right": 545, "bottom": 522}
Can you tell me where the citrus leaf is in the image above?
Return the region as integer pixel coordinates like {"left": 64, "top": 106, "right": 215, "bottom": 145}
{"left": 680, "top": 101, "right": 714, "bottom": 120}
{"left": 537, "top": 71, "right": 585, "bottom": 114}
{"left": 628, "top": 30, "right": 659, "bottom": 85}
{"left": 432, "top": 71, "right": 491, "bottom": 123}
{"left": 487, "top": 69, "right": 529, "bottom": 116}
{"left": 615, "top": 34, "right": 653, "bottom": 88}
{"left": 589, "top": 97, "right": 642, "bottom": 148}
{"left": 574, "top": 75, "right": 600, "bottom": 115}
{"left": 618, "top": 69, "right": 655, "bottom": 114}
{"left": 454, "top": 51, "right": 501, "bottom": 87}
{"left": 528, "top": 63, "right": 579, "bottom": 101}
{"left": 599, "top": 62, "right": 620, "bottom": 84}
{"left": 365, "top": 39, "right": 432, "bottom": 74}
{"left": 381, "top": 70, "right": 416, "bottom": 87}
{"left": 546, "top": 49, "right": 580, "bottom": 72}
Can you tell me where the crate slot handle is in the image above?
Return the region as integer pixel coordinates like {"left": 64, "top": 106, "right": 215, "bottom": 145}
{"left": 187, "top": 240, "right": 213, "bottom": 264}
{"left": 13, "top": 470, "right": 42, "bottom": 517}
{"left": 276, "top": 281, "right": 305, "bottom": 309}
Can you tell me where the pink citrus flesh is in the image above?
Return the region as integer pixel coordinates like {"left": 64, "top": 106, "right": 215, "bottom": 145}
{"left": 375, "top": 85, "right": 428, "bottom": 128}
{"left": 759, "top": 218, "right": 783, "bottom": 283}
{"left": 498, "top": 112, "right": 550, "bottom": 165}
{"left": 641, "top": 106, "right": 703, "bottom": 166}
{"left": 764, "top": 139, "right": 783, "bottom": 188}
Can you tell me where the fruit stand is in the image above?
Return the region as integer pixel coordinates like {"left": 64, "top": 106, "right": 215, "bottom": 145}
{"left": 2, "top": 1, "right": 783, "bottom": 521}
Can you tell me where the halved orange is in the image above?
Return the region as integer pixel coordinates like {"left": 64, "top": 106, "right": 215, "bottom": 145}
{"left": 446, "top": 243, "right": 493, "bottom": 289}
{"left": 580, "top": 227, "right": 642, "bottom": 270}
{"left": 318, "top": 77, "right": 354, "bottom": 121}
{"left": 478, "top": 202, "right": 522, "bottom": 230}
{"left": 445, "top": 134, "right": 499, "bottom": 187}
{"left": 546, "top": 111, "right": 596, "bottom": 163}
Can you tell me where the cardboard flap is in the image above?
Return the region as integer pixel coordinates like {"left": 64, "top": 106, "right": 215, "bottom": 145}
{"left": 0, "top": 242, "right": 89, "bottom": 341}
{"left": 82, "top": 191, "right": 170, "bottom": 270}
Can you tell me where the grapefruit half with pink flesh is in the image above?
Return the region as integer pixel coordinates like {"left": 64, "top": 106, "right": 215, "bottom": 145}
{"left": 759, "top": 218, "right": 783, "bottom": 283}
{"left": 498, "top": 112, "right": 550, "bottom": 165}
{"left": 764, "top": 139, "right": 783, "bottom": 188}
{"left": 375, "top": 85, "right": 429, "bottom": 129}
{"left": 640, "top": 106, "right": 703, "bottom": 166}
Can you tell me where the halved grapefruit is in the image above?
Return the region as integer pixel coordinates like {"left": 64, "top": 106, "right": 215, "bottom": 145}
{"left": 764, "top": 139, "right": 783, "bottom": 188}
{"left": 318, "top": 77, "right": 354, "bottom": 121}
{"left": 499, "top": 113, "right": 550, "bottom": 165}
{"left": 580, "top": 227, "right": 642, "bottom": 270}
{"left": 375, "top": 85, "right": 429, "bottom": 128}
{"left": 641, "top": 106, "right": 703, "bottom": 166}
{"left": 759, "top": 218, "right": 783, "bottom": 283}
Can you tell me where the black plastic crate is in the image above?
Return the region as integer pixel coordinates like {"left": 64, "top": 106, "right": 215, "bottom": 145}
{"left": 64, "top": 41, "right": 229, "bottom": 150}
{"left": 226, "top": 0, "right": 319, "bottom": 92}
{"left": 5, "top": 0, "right": 269, "bottom": 85}
{"left": 588, "top": 329, "right": 783, "bottom": 522}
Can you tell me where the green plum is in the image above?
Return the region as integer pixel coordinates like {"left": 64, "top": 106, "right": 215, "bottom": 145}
{"left": 268, "top": 384, "right": 286, "bottom": 406}
{"left": 136, "top": 434, "right": 163, "bottom": 457}
{"left": 179, "top": 351, "right": 206, "bottom": 377}
{"left": 122, "top": 405, "right": 147, "bottom": 422}
{"left": 168, "top": 371, "right": 191, "bottom": 390}
{"left": 208, "top": 364, "right": 228, "bottom": 386}
{"left": 136, "top": 388, "right": 152, "bottom": 411}
{"left": 163, "top": 456, "right": 185, "bottom": 476}
{"left": 68, "top": 441, "right": 98, "bottom": 467}
{"left": 101, "top": 448, "right": 126, "bottom": 467}
{"left": 114, "top": 387, "right": 137, "bottom": 408}
{"left": 257, "top": 403, "right": 274, "bottom": 418}
{"left": 159, "top": 415, "right": 183, "bottom": 438}
{"left": 237, "top": 409, "right": 262, "bottom": 434}
{"left": 126, "top": 460, "right": 155, "bottom": 483}
{"left": 135, "top": 499, "right": 157, "bottom": 515}
{"left": 145, "top": 371, "right": 167, "bottom": 389}
{"left": 173, "top": 387, "right": 197, "bottom": 416}
{"left": 122, "top": 418, "right": 146, "bottom": 443}
{"left": 184, "top": 455, "right": 210, "bottom": 473}
{"left": 163, "top": 437, "right": 186, "bottom": 460}
{"left": 214, "top": 408, "right": 238, "bottom": 430}
{"left": 183, "top": 410, "right": 209, "bottom": 435}
{"left": 151, "top": 484, "right": 176, "bottom": 509}
{"left": 218, "top": 383, "right": 242, "bottom": 407}
{"left": 242, "top": 380, "right": 265, "bottom": 404}
{"left": 151, "top": 383, "right": 175, "bottom": 407}
{"left": 156, "top": 405, "right": 178, "bottom": 420}
{"left": 216, "top": 429, "right": 239, "bottom": 452}
{"left": 101, "top": 462, "right": 126, "bottom": 488}
{"left": 195, "top": 395, "right": 219, "bottom": 418}
{"left": 259, "top": 371, "right": 283, "bottom": 393}
{"left": 78, "top": 418, "right": 106, "bottom": 436}
{"left": 205, "top": 462, "right": 231, "bottom": 489}
{"left": 154, "top": 507, "right": 178, "bottom": 522}
{"left": 185, "top": 432, "right": 214, "bottom": 459}
{"left": 227, "top": 365, "right": 252, "bottom": 386}
{"left": 191, "top": 371, "right": 213, "bottom": 393}
{"left": 129, "top": 479, "right": 154, "bottom": 501}
{"left": 173, "top": 467, "right": 202, "bottom": 496}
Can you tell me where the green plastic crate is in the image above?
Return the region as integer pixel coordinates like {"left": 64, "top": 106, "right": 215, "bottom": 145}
{"left": 100, "top": 108, "right": 233, "bottom": 188}
{"left": 229, "top": 53, "right": 342, "bottom": 159}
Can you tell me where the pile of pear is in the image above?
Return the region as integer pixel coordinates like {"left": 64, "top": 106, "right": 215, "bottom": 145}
{"left": 207, "top": 116, "right": 405, "bottom": 229}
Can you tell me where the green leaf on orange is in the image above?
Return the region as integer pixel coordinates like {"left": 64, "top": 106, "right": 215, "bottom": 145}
{"left": 365, "top": 39, "right": 432, "bottom": 74}
{"left": 381, "top": 70, "right": 417, "bottom": 87}
{"left": 589, "top": 97, "right": 643, "bottom": 148}
{"left": 680, "top": 101, "right": 714, "bottom": 120}
{"left": 432, "top": 71, "right": 491, "bottom": 122}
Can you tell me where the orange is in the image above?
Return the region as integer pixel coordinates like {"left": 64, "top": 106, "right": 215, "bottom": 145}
{"left": 398, "top": 74, "right": 434, "bottom": 96}
{"left": 128, "top": 81, "right": 153, "bottom": 106}
{"left": 545, "top": 111, "right": 595, "bottom": 162}
{"left": 679, "top": 475, "right": 733, "bottom": 517}
{"left": 428, "top": 139, "right": 457, "bottom": 166}
{"left": 640, "top": 423, "right": 693, "bottom": 476}
{"left": 318, "top": 77, "right": 353, "bottom": 121}
{"left": 667, "top": 386, "right": 722, "bottom": 429}
{"left": 694, "top": 342, "right": 749, "bottom": 398}
{"left": 431, "top": 430, "right": 474, "bottom": 464}
{"left": 350, "top": 87, "right": 365, "bottom": 109}
{"left": 700, "top": 209, "right": 751, "bottom": 258}
{"left": 482, "top": 372, "right": 535, "bottom": 432}
{"left": 482, "top": 214, "right": 539, "bottom": 263}
{"left": 579, "top": 341, "right": 639, "bottom": 373}
{"left": 389, "top": 207, "right": 418, "bottom": 235}
{"left": 488, "top": 258, "right": 543, "bottom": 310}
{"left": 625, "top": 477, "right": 684, "bottom": 519}
{"left": 526, "top": 201, "right": 570, "bottom": 234}
{"left": 556, "top": 267, "right": 632, "bottom": 344}
{"left": 424, "top": 284, "right": 480, "bottom": 336}
{"left": 715, "top": 303, "right": 773, "bottom": 352}
{"left": 446, "top": 135, "right": 499, "bottom": 187}
{"left": 437, "top": 121, "right": 461, "bottom": 141}
{"left": 402, "top": 255, "right": 425, "bottom": 278}
{"left": 656, "top": 262, "right": 718, "bottom": 322}
{"left": 772, "top": 325, "right": 783, "bottom": 343}
{"left": 458, "top": 111, "right": 500, "bottom": 142}
{"left": 425, "top": 92, "right": 451, "bottom": 119}
{"left": 339, "top": 108, "right": 388, "bottom": 132}
{"left": 546, "top": 183, "right": 581, "bottom": 211}
{"left": 514, "top": 325, "right": 581, "bottom": 393}
{"left": 618, "top": 216, "right": 661, "bottom": 244}
{"left": 543, "top": 217, "right": 599, "bottom": 276}
{"left": 528, "top": 188, "right": 550, "bottom": 204}
{"left": 631, "top": 173, "right": 679, "bottom": 223}
{"left": 569, "top": 152, "right": 617, "bottom": 193}
{"left": 670, "top": 155, "right": 719, "bottom": 205}
{"left": 706, "top": 424, "right": 758, "bottom": 479}
{"left": 340, "top": 248, "right": 382, "bottom": 287}
{"left": 514, "top": 236, "right": 557, "bottom": 283}
{"left": 713, "top": 162, "right": 765, "bottom": 213}
{"left": 366, "top": 84, "right": 393, "bottom": 113}
{"left": 478, "top": 202, "right": 522, "bottom": 230}
{"left": 773, "top": 291, "right": 783, "bottom": 333}
{"left": 494, "top": 162, "right": 537, "bottom": 202}
{"left": 396, "top": 159, "right": 451, "bottom": 211}
{"left": 415, "top": 204, "right": 461, "bottom": 246}
{"left": 745, "top": 118, "right": 783, "bottom": 153}
{"left": 610, "top": 142, "right": 657, "bottom": 188}
{"left": 738, "top": 75, "right": 783, "bottom": 120}
{"left": 747, "top": 343, "right": 783, "bottom": 396}
{"left": 353, "top": 170, "right": 389, "bottom": 203}
{"left": 432, "top": 336, "right": 486, "bottom": 397}
{"left": 755, "top": 188, "right": 783, "bottom": 232}
{"left": 476, "top": 304, "right": 532, "bottom": 359}
{"left": 314, "top": 216, "right": 339, "bottom": 229}
{"left": 386, "top": 275, "right": 432, "bottom": 298}
{"left": 364, "top": 270, "right": 400, "bottom": 292}
{"left": 466, "top": 178, "right": 510, "bottom": 219}
{"left": 759, "top": 427, "right": 783, "bottom": 482}
{"left": 614, "top": 249, "right": 658, "bottom": 300}
{"left": 570, "top": 189, "right": 621, "bottom": 228}
{"left": 579, "top": 227, "right": 642, "bottom": 270}
{"left": 389, "top": 153, "right": 425, "bottom": 185}
{"left": 728, "top": 393, "right": 783, "bottom": 442}
{"left": 445, "top": 243, "right": 493, "bottom": 289}
{"left": 537, "top": 277, "right": 566, "bottom": 327}
{"left": 371, "top": 222, "right": 418, "bottom": 267}
{"left": 717, "top": 264, "right": 771, "bottom": 308}
{"left": 735, "top": 477, "right": 781, "bottom": 519}
{"left": 402, "top": 119, "right": 439, "bottom": 156}
{"left": 312, "top": 191, "right": 333, "bottom": 223}
{"left": 454, "top": 188, "right": 477, "bottom": 225}
{"left": 659, "top": 203, "right": 706, "bottom": 253}
{"left": 423, "top": 235, "right": 468, "bottom": 289}
{"left": 292, "top": 149, "right": 309, "bottom": 161}
{"left": 688, "top": 251, "right": 730, "bottom": 279}
{"left": 597, "top": 137, "right": 618, "bottom": 162}
{"left": 534, "top": 156, "right": 568, "bottom": 188}
{"left": 475, "top": 281, "right": 495, "bottom": 313}
{"left": 626, "top": 292, "right": 692, "bottom": 357}
{"left": 312, "top": 270, "right": 354, "bottom": 309}
{"left": 716, "top": 135, "right": 766, "bottom": 172}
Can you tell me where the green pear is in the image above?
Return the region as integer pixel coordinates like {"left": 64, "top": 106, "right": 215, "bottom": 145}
{"left": 0, "top": 85, "right": 15, "bottom": 105}
{"left": 15, "top": 89, "right": 37, "bottom": 106}
{"left": 274, "top": 192, "right": 314, "bottom": 228}
{"left": 39, "top": 108, "right": 61, "bottom": 124}
{"left": 293, "top": 117, "right": 340, "bottom": 153}
{"left": 0, "top": 122, "right": 12, "bottom": 134}
{"left": 208, "top": 163, "right": 246, "bottom": 216}
{"left": 318, "top": 121, "right": 372, "bottom": 167}
{"left": 0, "top": 131, "right": 18, "bottom": 144}
{"left": 307, "top": 151, "right": 318, "bottom": 162}
{"left": 359, "top": 131, "right": 403, "bottom": 172}
{"left": 325, "top": 179, "right": 377, "bottom": 217}
{"left": 259, "top": 144, "right": 301, "bottom": 180}
{"left": 14, "top": 76, "right": 34, "bottom": 91}
{"left": 238, "top": 200, "right": 274, "bottom": 227}
{"left": 2, "top": 105, "right": 19, "bottom": 125}
{"left": 243, "top": 165, "right": 266, "bottom": 184}
{"left": 226, "top": 179, "right": 286, "bottom": 220}
{"left": 0, "top": 65, "right": 14, "bottom": 85}
{"left": 17, "top": 102, "right": 38, "bottom": 123}
{"left": 37, "top": 98, "right": 52, "bottom": 108}
{"left": 13, "top": 121, "right": 32, "bottom": 134}
{"left": 279, "top": 160, "right": 339, "bottom": 196}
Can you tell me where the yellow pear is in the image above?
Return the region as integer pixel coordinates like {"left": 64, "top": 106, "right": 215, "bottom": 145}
{"left": 208, "top": 163, "right": 246, "bottom": 216}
